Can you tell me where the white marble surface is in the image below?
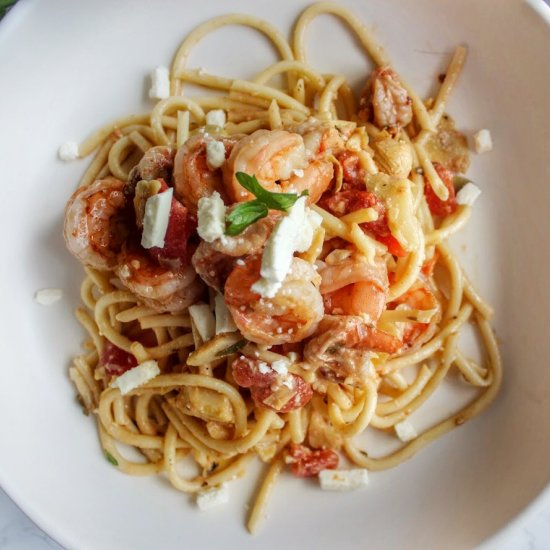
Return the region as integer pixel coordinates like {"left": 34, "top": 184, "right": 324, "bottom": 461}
{"left": 1, "top": 486, "right": 549, "bottom": 549}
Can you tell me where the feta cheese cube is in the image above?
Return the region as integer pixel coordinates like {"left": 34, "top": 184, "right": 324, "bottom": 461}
{"left": 456, "top": 182, "right": 482, "bottom": 206}
{"left": 395, "top": 419, "right": 418, "bottom": 442}
{"left": 196, "top": 484, "right": 229, "bottom": 511}
{"left": 148, "top": 66, "right": 170, "bottom": 99}
{"left": 214, "top": 293, "right": 237, "bottom": 334}
{"left": 141, "top": 188, "right": 173, "bottom": 249}
{"left": 473, "top": 129, "right": 493, "bottom": 154}
{"left": 189, "top": 304, "right": 216, "bottom": 342}
{"left": 206, "top": 140, "right": 226, "bottom": 169}
{"left": 271, "top": 359, "right": 289, "bottom": 376}
{"left": 319, "top": 469, "right": 369, "bottom": 491}
{"left": 111, "top": 360, "right": 160, "bottom": 395}
{"left": 197, "top": 191, "right": 226, "bottom": 243}
{"left": 205, "top": 109, "right": 226, "bottom": 127}
{"left": 58, "top": 141, "right": 79, "bottom": 161}
{"left": 34, "top": 288, "right": 63, "bottom": 305}
{"left": 258, "top": 362, "right": 272, "bottom": 374}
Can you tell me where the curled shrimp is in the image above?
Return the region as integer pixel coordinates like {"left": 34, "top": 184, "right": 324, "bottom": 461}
{"left": 222, "top": 129, "right": 334, "bottom": 204}
{"left": 319, "top": 251, "right": 388, "bottom": 323}
{"left": 173, "top": 134, "right": 239, "bottom": 215}
{"left": 191, "top": 213, "right": 280, "bottom": 290}
{"left": 224, "top": 255, "right": 323, "bottom": 345}
{"left": 128, "top": 146, "right": 174, "bottom": 188}
{"left": 116, "top": 249, "right": 203, "bottom": 314}
{"left": 304, "top": 315, "right": 401, "bottom": 385}
{"left": 64, "top": 177, "right": 129, "bottom": 271}
{"left": 358, "top": 66, "right": 413, "bottom": 131}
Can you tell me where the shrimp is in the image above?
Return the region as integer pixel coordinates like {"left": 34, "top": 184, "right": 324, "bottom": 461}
{"left": 224, "top": 255, "right": 323, "bottom": 345}
{"left": 389, "top": 278, "right": 442, "bottom": 351}
{"left": 222, "top": 129, "right": 334, "bottom": 204}
{"left": 287, "top": 120, "right": 347, "bottom": 158}
{"left": 319, "top": 251, "right": 388, "bottom": 323}
{"left": 304, "top": 315, "right": 401, "bottom": 385}
{"left": 358, "top": 66, "right": 413, "bottom": 132}
{"left": 173, "top": 134, "right": 239, "bottom": 215}
{"left": 116, "top": 249, "right": 203, "bottom": 314}
{"left": 191, "top": 212, "right": 280, "bottom": 290}
{"left": 128, "top": 146, "right": 174, "bottom": 187}
{"left": 64, "top": 177, "right": 129, "bottom": 271}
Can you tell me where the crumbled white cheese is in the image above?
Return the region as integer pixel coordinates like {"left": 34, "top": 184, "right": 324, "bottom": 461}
{"left": 456, "top": 182, "right": 482, "bottom": 206}
{"left": 148, "top": 66, "right": 170, "bottom": 99}
{"left": 34, "top": 288, "right": 63, "bottom": 305}
{"left": 206, "top": 140, "right": 226, "bottom": 169}
{"left": 206, "top": 109, "right": 226, "bottom": 127}
{"left": 258, "top": 362, "right": 272, "bottom": 374}
{"left": 58, "top": 141, "right": 79, "bottom": 161}
{"left": 282, "top": 377, "right": 294, "bottom": 389}
{"left": 111, "top": 360, "right": 160, "bottom": 395}
{"left": 197, "top": 191, "right": 226, "bottom": 243}
{"left": 196, "top": 484, "right": 229, "bottom": 511}
{"left": 394, "top": 419, "right": 418, "bottom": 442}
{"left": 214, "top": 293, "right": 237, "bottom": 335}
{"left": 319, "top": 469, "right": 369, "bottom": 491}
{"left": 141, "top": 188, "right": 173, "bottom": 249}
{"left": 473, "top": 129, "right": 493, "bottom": 154}
{"left": 189, "top": 304, "right": 216, "bottom": 341}
{"left": 251, "top": 197, "right": 322, "bottom": 298}
{"left": 292, "top": 168, "right": 304, "bottom": 178}
{"left": 271, "top": 359, "right": 289, "bottom": 376}
{"left": 235, "top": 259, "right": 245, "bottom": 266}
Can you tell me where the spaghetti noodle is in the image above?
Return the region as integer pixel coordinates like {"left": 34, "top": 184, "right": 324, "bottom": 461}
{"left": 63, "top": 3, "right": 501, "bottom": 534}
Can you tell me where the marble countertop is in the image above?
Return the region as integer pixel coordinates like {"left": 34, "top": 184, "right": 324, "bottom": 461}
{"left": 1, "top": 486, "right": 549, "bottom": 549}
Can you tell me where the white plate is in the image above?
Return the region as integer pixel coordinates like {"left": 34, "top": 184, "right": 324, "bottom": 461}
{"left": 1, "top": 0, "right": 549, "bottom": 548}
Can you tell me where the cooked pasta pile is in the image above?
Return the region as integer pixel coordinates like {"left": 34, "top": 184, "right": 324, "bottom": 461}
{"left": 64, "top": 3, "right": 501, "bottom": 533}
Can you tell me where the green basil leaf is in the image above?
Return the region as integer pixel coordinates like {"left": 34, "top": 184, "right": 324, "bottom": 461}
{"left": 235, "top": 172, "right": 308, "bottom": 211}
{"left": 105, "top": 451, "right": 119, "bottom": 466}
{"left": 225, "top": 200, "right": 268, "bottom": 236}
{"left": 215, "top": 339, "right": 247, "bottom": 357}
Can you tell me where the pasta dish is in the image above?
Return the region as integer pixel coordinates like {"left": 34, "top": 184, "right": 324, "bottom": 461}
{"left": 62, "top": 2, "right": 501, "bottom": 532}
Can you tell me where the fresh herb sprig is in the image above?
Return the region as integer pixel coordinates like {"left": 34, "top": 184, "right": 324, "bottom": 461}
{"left": 225, "top": 172, "right": 308, "bottom": 236}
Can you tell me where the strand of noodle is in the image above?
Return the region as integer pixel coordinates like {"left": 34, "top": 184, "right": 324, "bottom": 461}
{"left": 151, "top": 97, "right": 205, "bottom": 145}
{"left": 113, "top": 394, "right": 130, "bottom": 426}
{"left": 253, "top": 60, "right": 325, "bottom": 89}
{"left": 79, "top": 114, "right": 150, "bottom": 157}
{"left": 382, "top": 303, "right": 473, "bottom": 374}
{"left": 162, "top": 424, "right": 203, "bottom": 492}
{"left": 329, "top": 380, "right": 377, "bottom": 436}
{"left": 172, "top": 409, "right": 276, "bottom": 455}
{"left": 247, "top": 454, "right": 285, "bottom": 534}
{"left": 454, "top": 351, "right": 493, "bottom": 387}
{"left": 415, "top": 139, "right": 449, "bottom": 201}
{"left": 339, "top": 82, "right": 356, "bottom": 120}
{"left": 327, "top": 383, "right": 353, "bottom": 410}
{"left": 78, "top": 137, "right": 115, "bottom": 188}
{"left": 173, "top": 69, "right": 233, "bottom": 91}
{"left": 75, "top": 307, "right": 103, "bottom": 354}
{"left": 115, "top": 305, "right": 158, "bottom": 323}
{"left": 228, "top": 90, "right": 273, "bottom": 109}
{"left": 267, "top": 99, "right": 283, "bottom": 130}
{"left": 128, "top": 130, "right": 152, "bottom": 153}
{"left": 384, "top": 371, "right": 408, "bottom": 391}
{"left": 135, "top": 392, "right": 162, "bottom": 435}
{"left": 288, "top": 408, "right": 307, "bottom": 444}
{"left": 230, "top": 80, "right": 310, "bottom": 115}
{"left": 293, "top": 77, "right": 306, "bottom": 104}
{"left": 462, "top": 270, "right": 494, "bottom": 319}
{"left": 225, "top": 120, "right": 267, "bottom": 135}
{"left": 429, "top": 46, "right": 467, "bottom": 130}
{"left": 386, "top": 229, "right": 425, "bottom": 302}
{"left": 347, "top": 323, "right": 501, "bottom": 469}
{"left": 205, "top": 452, "right": 256, "bottom": 486}
{"left": 437, "top": 242, "right": 463, "bottom": 319}
{"left": 139, "top": 314, "right": 191, "bottom": 330}
{"left": 98, "top": 424, "right": 163, "bottom": 476}
{"left": 318, "top": 74, "right": 346, "bottom": 114}
{"left": 80, "top": 276, "right": 97, "bottom": 310}
{"left": 293, "top": 2, "right": 435, "bottom": 131}
{"left": 425, "top": 206, "right": 471, "bottom": 245}
{"left": 68, "top": 366, "right": 96, "bottom": 412}
{"left": 85, "top": 268, "right": 113, "bottom": 294}
{"left": 176, "top": 110, "right": 190, "bottom": 148}
{"left": 96, "top": 162, "right": 111, "bottom": 179}
{"left": 72, "top": 354, "right": 101, "bottom": 404}
{"left": 376, "top": 365, "right": 432, "bottom": 415}
{"left": 171, "top": 14, "right": 294, "bottom": 96}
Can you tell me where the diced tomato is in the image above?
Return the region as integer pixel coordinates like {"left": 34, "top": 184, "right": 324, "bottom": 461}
{"left": 424, "top": 163, "right": 457, "bottom": 216}
{"left": 147, "top": 180, "right": 197, "bottom": 267}
{"left": 250, "top": 374, "right": 313, "bottom": 413}
{"left": 337, "top": 151, "right": 366, "bottom": 191}
{"left": 100, "top": 342, "right": 137, "bottom": 376}
{"left": 231, "top": 356, "right": 276, "bottom": 388}
{"left": 286, "top": 443, "right": 339, "bottom": 477}
{"left": 421, "top": 250, "right": 440, "bottom": 278}
{"left": 321, "top": 190, "right": 406, "bottom": 257}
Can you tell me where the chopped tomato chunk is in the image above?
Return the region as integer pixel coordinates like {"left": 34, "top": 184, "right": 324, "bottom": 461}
{"left": 287, "top": 443, "right": 339, "bottom": 477}
{"left": 424, "top": 163, "right": 457, "bottom": 216}
{"left": 100, "top": 342, "right": 137, "bottom": 376}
